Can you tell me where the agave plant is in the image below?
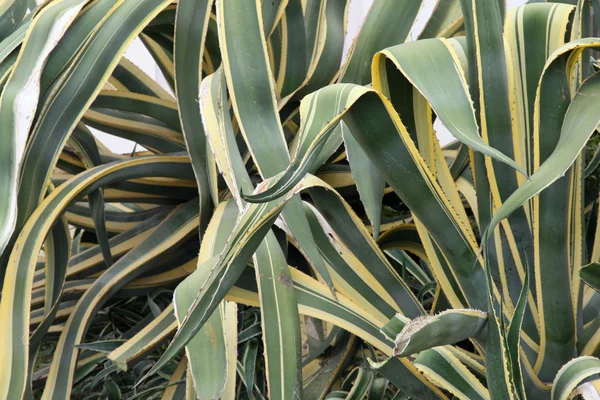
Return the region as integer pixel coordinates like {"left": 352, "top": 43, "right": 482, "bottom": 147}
{"left": 2, "top": 0, "right": 600, "bottom": 398}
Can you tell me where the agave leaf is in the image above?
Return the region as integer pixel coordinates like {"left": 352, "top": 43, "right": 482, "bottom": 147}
{"left": 377, "top": 225, "right": 427, "bottom": 261}
{"left": 482, "top": 250, "right": 521, "bottom": 400}
{"left": 109, "top": 304, "right": 177, "bottom": 371}
{"left": 43, "top": 198, "right": 200, "bottom": 399}
{"left": 160, "top": 357, "right": 187, "bottom": 400}
{"left": 174, "top": 0, "right": 213, "bottom": 218}
{"left": 368, "top": 357, "right": 446, "bottom": 400}
{"left": 175, "top": 199, "right": 237, "bottom": 399}
{"left": 234, "top": 265, "right": 450, "bottom": 398}
{"left": 69, "top": 124, "right": 113, "bottom": 268}
{"left": 462, "top": 0, "right": 541, "bottom": 360}
{"left": 551, "top": 356, "right": 600, "bottom": 400}
{"left": 0, "top": 19, "right": 29, "bottom": 65}
{"left": 245, "top": 84, "right": 485, "bottom": 311}
{"left": 40, "top": 0, "right": 122, "bottom": 98}
{"left": 82, "top": 108, "right": 186, "bottom": 153}
{"left": 217, "top": 0, "right": 289, "bottom": 179}
{"left": 158, "top": 175, "right": 442, "bottom": 396}
{"left": 0, "top": 154, "right": 192, "bottom": 399}
{"left": 91, "top": 91, "right": 180, "bottom": 129}
{"left": 112, "top": 56, "right": 174, "bottom": 100}
{"left": 418, "top": 0, "right": 463, "bottom": 39}
{"left": 216, "top": 0, "right": 334, "bottom": 299}
{"left": 0, "top": 0, "right": 28, "bottom": 40}
{"left": 200, "top": 67, "right": 303, "bottom": 397}
{"left": 415, "top": 347, "right": 490, "bottom": 400}
{"left": 222, "top": 301, "right": 238, "bottom": 399}
{"left": 251, "top": 231, "right": 303, "bottom": 399}
{"left": 505, "top": 3, "right": 574, "bottom": 177}
{"left": 580, "top": 262, "right": 600, "bottom": 293}
{"left": 6, "top": 0, "right": 600, "bottom": 398}
{"left": 145, "top": 174, "right": 383, "bottom": 380}
{"left": 274, "top": 0, "right": 307, "bottom": 98}
{"left": 174, "top": 295, "right": 227, "bottom": 400}
{"left": 242, "top": 338, "right": 260, "bottom": 393}
{"left": 0, "top": 0, "right": 86, "bottom": 262}
{"left": 242, "top": 84, "right": 365, "bottom": 203}
{"left": 307, "top": 188, "right": 423, "bottom": 318}
{"left": 487, "top": 41, "right": 600, "bottom": 238}
{"left": 75, "top": 340, "right": 127, "bottom": 354}
{"left": 303, "top": 203, "right": 398, "bottom": 320}
{"left": 297, "top": 0, "right": 347, "bottom": 97}
{"left": 38, "top": 215, "right": 72, "bottom": 321}
{"left": 505, "top": 6, "right": 578, "bottom": 379}
{"left": 25, "top": 215, "right": 72, "bottom": 398}
{"left": 342, "top": 125, "right": 386, "bottom": 239}
{"left": 460, "top": 0, "right": 522, "bottom": 203}
{"left": 16, "top": 0, "right": 173, "bottom": 246}
{"left": 390, "top": 309, "right": 487, "bottom": 357}
{"left": 140, "top": 32, "right": 174, "bottom": 91}
{"left": 0, "top": 0, "right": 94, "bottom": 396}
{"left": 231, "top": 265, "right": 446, "bottom": 397}
{"left": 303, "top": 333, "right": 356, "bottom": 398}
{"left": 585, "top": 139, "right": 600, "bottom": 177}
{"left": 375, "top": 37, "right": 527, "bottom": 176}
{"left": 32, "top": 208, "right": 171, "bottom": 291}
{"left": 340, "top": 0, "right": 422, "bottom": 85}
{"left": 338, "top": 0, "right": 423, "bottom": 238}
{"left": 506, "top": 260, "right": 530, "bottom": 400}
{"left": 487, "top": 49, "right": 600, "bottom": 380}
{"left": 341, "top": 367, "right": 374, "bottom": 400}
{"left": 261, "top": 0, "right": 287, "bottom": 36}
{"left": 142, "top": 182, "right": 301, "bottom": 384}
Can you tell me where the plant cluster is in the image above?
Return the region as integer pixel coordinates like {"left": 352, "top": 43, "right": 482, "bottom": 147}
{"left": 1, "top": 0, "right": 600, "bottom": 399}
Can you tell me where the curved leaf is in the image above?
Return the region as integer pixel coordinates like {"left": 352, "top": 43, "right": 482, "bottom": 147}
{"left": 391, "top": 309, "right": 487, "bottom": 357}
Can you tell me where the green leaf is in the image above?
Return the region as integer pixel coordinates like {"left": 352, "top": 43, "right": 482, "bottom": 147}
{"left": 418, "top": 0, "right": 462, "bottom": 39}
{"left": 368, "top": 357, "right": 444, "bottom": 400}
{"left": 486, "top": 42, "right": 600, "bottom": 235}
{"left": 580, "top": 262, "right": 600, "bottom": 292}
{"left": 216, "top": 0, "right": 335, "bottom": 298}
{"left": 246, "top": 84, "right": 485, "bottom": 311}
{"left": 108, "top": 304, "right": 177, "bottom": 371}
{"left": 16, "top": 0, "right": 173, "bottom": 242}
{"left": 506, "top": 259, "right": 530, "bottom": 400}
{"left": 69, "top": 124, "right": 114, "bottom": 268}
{"left": 342, "top": 126, "right": 385, "bottom": 239}
{"left": 75, "top": 340, "right": 127, "bottom": 354}
{"left": 340, "top": 0, "right": 422, "bottom": 85}
{"left": 0, "top": 0, "right": 87, "bottom": 262}
{"left": 174, "top": 0, "right": 213, "bottom": 216}
{"left": 252, "top": 232, "right": 303, "bottom": 399}
{"left": 0, "top": 0, "right": 28, "bottom": 41}
{"left": 43, "top": 199, "right": 200, "bottom": 399}
{"left": 341, "top": 367, "right": 374, "bottom": 400}
{"left": 482, "top": 251, "right": 519, "bottom": 400}
{"left": 415, "top": 347, "right": 490, "bottom": 400}
{"left": 175, "top": 199, "right": 237, "bottom": 399}
{"left": 376, "top": 38, "right": 527, "bottom": 176}
{"left": 390, "top": 309, "right": 487, "bottom": 357}
{"left": 552, "top": 356, "right": 600, "bottom": 400}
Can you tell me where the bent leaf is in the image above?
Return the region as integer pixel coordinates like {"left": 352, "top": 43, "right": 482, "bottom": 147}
{"left": 391, "top": 309, "right": 487, "bottom": 357}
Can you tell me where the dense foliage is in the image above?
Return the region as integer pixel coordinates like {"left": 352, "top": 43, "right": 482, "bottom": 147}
{"left": 2, "top": 0, "right": 600, "bottom": 399}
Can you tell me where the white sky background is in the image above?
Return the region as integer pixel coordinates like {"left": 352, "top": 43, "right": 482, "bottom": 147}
{"left": 98, "top": 0, "right": 528, "bottom": 153}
